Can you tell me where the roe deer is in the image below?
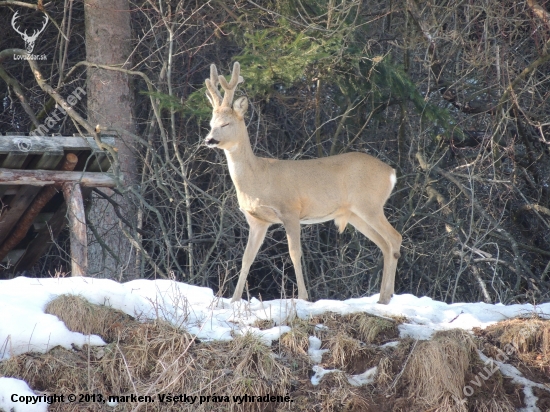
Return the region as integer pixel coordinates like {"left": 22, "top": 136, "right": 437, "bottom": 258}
{"left": 204, "top": 62, "right": 402, "bottom": 304}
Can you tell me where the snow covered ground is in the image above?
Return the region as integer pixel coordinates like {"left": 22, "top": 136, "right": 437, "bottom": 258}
{"left": 1, "top": 276, "right": 549, "bottom": 411}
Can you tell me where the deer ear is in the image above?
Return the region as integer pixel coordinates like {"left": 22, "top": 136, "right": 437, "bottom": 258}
{"left": 233, "top": 96, "right": 248, "bottom": 118}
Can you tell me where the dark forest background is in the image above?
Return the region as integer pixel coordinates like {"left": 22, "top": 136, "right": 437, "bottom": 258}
{"left": 1, "top": 0, "right": 549, "bottom": 304}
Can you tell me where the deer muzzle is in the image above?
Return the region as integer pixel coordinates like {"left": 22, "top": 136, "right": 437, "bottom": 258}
{"left": 205, "top": 137, "right": 220, "bottom": 147}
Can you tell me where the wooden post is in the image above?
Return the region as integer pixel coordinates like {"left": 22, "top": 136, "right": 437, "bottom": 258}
{"left": 62, "top": 182, "right": 88, "bottom": 276}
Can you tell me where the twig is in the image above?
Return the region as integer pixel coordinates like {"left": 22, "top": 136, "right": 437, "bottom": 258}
{"left": 91, "top": 188, "right": 147, "bottom": 236}
{"left": 246, "top": 0, "right": 330, "bottom": 32}
{"left": 0, "top": 65, "right": 40, "bottom": 127}
{"left": 416, "top": 151, "right": 546, "bottom": 293}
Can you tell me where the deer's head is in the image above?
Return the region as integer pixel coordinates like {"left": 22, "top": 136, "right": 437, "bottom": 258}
{"left": 204, "top": 62, "right": 248, "bottom": 151}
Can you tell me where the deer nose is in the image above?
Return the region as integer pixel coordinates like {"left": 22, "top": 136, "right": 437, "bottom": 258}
{"left": 205, "top": 134, "right": 220, "bottom": 147}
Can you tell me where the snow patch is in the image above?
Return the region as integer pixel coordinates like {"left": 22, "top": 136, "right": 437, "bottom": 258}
{"left": 478, "top": 351, "right": 550, "bottom": 412}
{"left": 310, "top": 365, "right": 339, "bottom": 386}
{"left": 347, "top": 366, "right": 377, "bottom": 387}
{"left": 307, "top": 336, "right": 328, "bottom": 364}
{"left": 0, "top": 378, "right": 48, "bottom": 412}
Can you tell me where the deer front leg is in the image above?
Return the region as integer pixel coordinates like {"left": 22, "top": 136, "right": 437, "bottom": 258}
{"left": 231, "top": 212, "right": 269, "bottom": 302}
{"left": 282, "top": 217, "right": 308, "bottom": 300}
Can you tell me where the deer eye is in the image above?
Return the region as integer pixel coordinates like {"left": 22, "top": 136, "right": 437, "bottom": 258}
{"left": 221, "top": 123, "right": 230, "bottom": 128}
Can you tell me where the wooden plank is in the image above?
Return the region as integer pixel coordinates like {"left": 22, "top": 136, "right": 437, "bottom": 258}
{"left": 83, "top": 152, "right": 111, "bottom": 172}
{"left": 0, "top": 152, "right": 28, "bottom": 168}
{"left": 0, "top": 136, "right": 59, "bottom": 155}
{"left": 82, "top": 136, "right": 116, "bottom": 151}
{"left": 0, "top": 136, "right": 115, "bottom": 154}
{"left": 1, "top": 249, "right": 25, "bottom": 266}
{"left": 0, "top": 169, "right": 117, "bottom": 187}
{"left": 0, "top": 185, "right": 17, "bottom": 198}
{"left": 63, "top": 183, "right": 87, "bottom": 276}
{"left": 13, "top": 203, "right": 68, "bottom": 273}
{"left": 32, "top": 212, "right": 54, "bottom": 230}
{"left": 0, "top": 186, "right": 42, "bottom": 244}
{"left": 31, "top": 152, "right": 65, "bottom": 170}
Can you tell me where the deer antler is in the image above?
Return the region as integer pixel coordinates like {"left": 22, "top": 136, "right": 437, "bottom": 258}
{"left": 11, "top": 11, "right": 26, "bottom": 37}
{"left": 205, "top": 64, "right": 223, "bottom": 108}
{"left": 31, "top": 13, "right": 49, "bottom": 40}
{"left": 219, "top": 62, "right": 244, "bottom": 108}
{"left": 205, "top": 62, "right": 244, "bottom": 109}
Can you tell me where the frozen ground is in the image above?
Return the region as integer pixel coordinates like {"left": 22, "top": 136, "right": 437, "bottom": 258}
{"left": 1, "top": 276, "right": 549, "bottom": 411}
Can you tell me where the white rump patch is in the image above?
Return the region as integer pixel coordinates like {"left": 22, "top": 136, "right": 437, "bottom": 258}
{"left": 390, "top": 171, "right": 397, "bottom": 189}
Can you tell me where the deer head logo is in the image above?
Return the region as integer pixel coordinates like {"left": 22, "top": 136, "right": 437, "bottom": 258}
{"left": 11, "top": 11, "right": 49, "bottom": 53}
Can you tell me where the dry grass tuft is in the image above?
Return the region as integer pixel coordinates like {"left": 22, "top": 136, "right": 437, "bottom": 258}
{"left": 224, "top": 332, "right": 292, "bottom": 411}
{"left": 314, "top": 312, "right": 399, "bottom": 345}
{"left": 532, "top": 387, "right": 550, "bottom": 411}
{"left": 251, "top": 318, "right": 275, "bottom": 330}
{"left": 466, "top": 358, "right": 518, "bottom": 412}
{"left": 232, "top": 332, "right": 281, "bottom": 380}
{"left": 485, "top": 318, "right": 550, "bottom": 357}
{"left": 350, "top": 313, "right": 398, "bottom": 344}
{"left": 0, "top": 346, "right": 95, "bottom": 395}
{"left": 279, "top": 318, "right": 312, "bottom": 355}
{"left": 45, "top": 294, "right": 134, "bottom": 342}
{"left": 375, "top": 356, "right": 393, "bottom": 387}
{"left": 309, "top": 370, "right": 373, "bottom": 412}
{"left": 404, "top": 329, "right": 476, "bottom": 411}
{"left": 469, "top": 397, "right": 517, "bottom": 412}
{"left": 100, "top": 320, "right": 194, "bottom": 394}
{"left": 342, "top": 391, "right": 371, "bottom": 412}
{"left": 473, "top": 317, "right": 550, "bottom": 410}
{"left": 325, "top": 332, "right": 362, "bottom": 370}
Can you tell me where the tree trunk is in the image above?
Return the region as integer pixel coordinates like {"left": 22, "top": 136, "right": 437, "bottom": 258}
{"left": 84, "top": 0, "right": 137, "bottom": 279}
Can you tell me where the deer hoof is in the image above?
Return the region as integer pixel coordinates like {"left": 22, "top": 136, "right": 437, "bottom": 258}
{"left": 377, "top": 295, "right": 392, "bottom": 305}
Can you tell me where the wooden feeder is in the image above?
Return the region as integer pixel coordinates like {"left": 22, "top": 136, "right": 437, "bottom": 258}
{"left": 0, "top": 134, "right": 116, "bottom": 276}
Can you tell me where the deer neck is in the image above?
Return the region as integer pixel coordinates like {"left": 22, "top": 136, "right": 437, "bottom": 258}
{"left": 223, "top": 129, "right": 258, "bottom": 184}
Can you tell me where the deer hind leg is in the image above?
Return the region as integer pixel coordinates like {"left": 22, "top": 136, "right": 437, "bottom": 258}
{"left": 232, "top": 212, "right": 269, "bottom": 302}
{"left": 348, "top": 211, "right": 402, "bottom": 305}
{"left": 282, "top": 217, "right": 308, "bottom": 300}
